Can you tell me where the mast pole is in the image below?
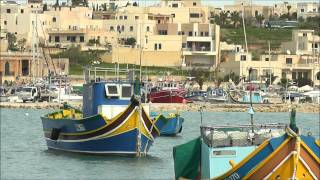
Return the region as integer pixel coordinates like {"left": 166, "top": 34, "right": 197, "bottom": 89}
{"left": 242, "top": 3, "right": 248, "bottom": 54}
{"left": 268, "top": 41, "right": 271, "bottom": 88}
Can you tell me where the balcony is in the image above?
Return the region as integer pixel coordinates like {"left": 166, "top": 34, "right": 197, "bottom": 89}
{"left": 282, "top": 63, "right": 314, "bottom": 69}
{"left": 47, "top": 28, "right": 86, "bottom": 34}
{"left": 182, "top": 47, "right": 216, "bottom": 55}
{"left": 186, "top": 36, "right": 212, "bottom": 42}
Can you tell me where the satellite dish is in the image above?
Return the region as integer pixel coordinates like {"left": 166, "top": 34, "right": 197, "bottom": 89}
{"left": 286, "top": 50, "right": 291, "bottom": 55}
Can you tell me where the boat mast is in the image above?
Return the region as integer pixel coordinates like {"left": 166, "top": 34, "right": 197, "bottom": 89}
{"left": 242, "top": 3, "right": 248, "bottom": 54}
{"left": 248, "top": 67, "right": 254, "bottom": 133}
{"left": 268, "top": 41, "right": 272, "bottom": 88}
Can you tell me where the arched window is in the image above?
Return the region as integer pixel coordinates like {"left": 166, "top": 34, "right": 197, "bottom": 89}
{"left": 316, "top": 71, "right": 320, "bottom": 80}
{"left": 5, "top": 62, "right": 10, "bottom": 76}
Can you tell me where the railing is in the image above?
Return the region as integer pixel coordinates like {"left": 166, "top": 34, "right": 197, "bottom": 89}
{"left": 282, "top": 63, "right": 314, "bottom": 68}
{"left": 182, "top": 47, "right": 211, "bottom": 52}
{"left": 85, "top": 67, "right": 141, "bottom": 83}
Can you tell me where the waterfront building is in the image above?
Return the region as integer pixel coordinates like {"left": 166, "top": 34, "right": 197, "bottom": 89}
{"left": 297, "top": 2, "right": 320, "bottom": 19}
{"left": 0, "top": 51, "right": 69, "bottom": 84}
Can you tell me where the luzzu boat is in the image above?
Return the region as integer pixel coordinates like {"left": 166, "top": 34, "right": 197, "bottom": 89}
{"left": 151, "top": 112, "right": 184, "bottom": 136}
{"left": 173, "top": 109, "right": 320, "bottom": 179}
{"left": 40, "top": 67, "right": 167, "bottom": 156}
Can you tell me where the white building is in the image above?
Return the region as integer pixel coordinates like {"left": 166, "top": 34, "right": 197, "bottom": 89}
{"left": 297, "top": 2, "right": 320, "bottom": 19}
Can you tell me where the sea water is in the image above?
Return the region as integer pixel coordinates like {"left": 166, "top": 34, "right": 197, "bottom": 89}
{"left": 1, "top": 108, "right": 319, "bottom": 179}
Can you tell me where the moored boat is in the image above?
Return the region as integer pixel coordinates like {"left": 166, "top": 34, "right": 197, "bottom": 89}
{"left": 148, "top": 81, "right": 190, "bottom": 103}
{"left": 173, "top": 109, "right": 320, "bottom": 179}
{"left": 40, "top": 67, "right": 167, "bottom": 156}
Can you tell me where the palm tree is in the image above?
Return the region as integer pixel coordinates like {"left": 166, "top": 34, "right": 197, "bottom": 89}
{"left": 255, "top": 14, "right": 265, "bottom": 27}
{"left": 230, "top": 11, "right": 241, "bottom": 28}
{"left": 287, "top": 5, "right": 292, "bottom": 20}
{"left": 219, "top": 11, "right": 229, "bottom": 25}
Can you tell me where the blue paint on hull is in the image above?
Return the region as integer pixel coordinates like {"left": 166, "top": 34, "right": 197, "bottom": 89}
{"left": 46, "top": 129, "right": 153, "bottom": 155}
{"left": 160, "top": 117, "right": 184, "bottom": 135}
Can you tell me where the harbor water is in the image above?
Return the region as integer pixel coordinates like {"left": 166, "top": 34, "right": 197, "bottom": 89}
{"left": 1, "top": 108, "right": 319, "bottom": 180}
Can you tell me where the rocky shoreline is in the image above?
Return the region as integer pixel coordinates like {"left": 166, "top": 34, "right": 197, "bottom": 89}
{"left": 1, "top": 102, "right": 319, "bottom": 113}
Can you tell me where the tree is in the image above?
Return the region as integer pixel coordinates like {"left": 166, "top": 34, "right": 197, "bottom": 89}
{"left": 133, "top": 2, "right": 138, "bottom": 7}
{"left": 124, "top": 37, "right": 136, "bottom": 47}
{"left": 190, "top": 68, "right": 209, "bottom": 90}
{"left": 279, "top": 78, "right": 288, "bottom": 87}
{"left": 43, "top": 3, "right": 48, "bottom": 11}
{"left": 7, "top": 33, "right": 18, "bottom": 51}
{"left": 287, "top": 5, "right": 292, "bottom": 20}
{"left": 55, "top": 0, "right": 59, "bottom": 6}
{"left": 230, "top": 11, "right": 241, "bottom": 28}
{"left": 17, "top": 38, "right": 27, "bottom": 51}
{"left": 102, "top": 3, "right": 107, "bottom": 11}
{"left": 255, "top": 14, "right": 265, "bottom": 27}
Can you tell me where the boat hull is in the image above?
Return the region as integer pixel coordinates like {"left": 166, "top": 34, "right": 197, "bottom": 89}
{"left": 45, "top": 129, "right": 152, "bottom": 155}
{"left": 149, "top": 90, "right": 189, "bottom": 103}
{"left": 160, "top": 116, "right": 184, "bottom": 136}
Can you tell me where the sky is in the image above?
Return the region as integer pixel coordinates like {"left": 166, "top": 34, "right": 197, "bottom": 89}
{"left": 11, "top": 0, "right": 320, "bottom": 8}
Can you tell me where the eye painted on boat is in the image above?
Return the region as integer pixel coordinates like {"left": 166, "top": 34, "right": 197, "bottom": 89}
{"left": 212, "top": 150, "right": 236, "bottom": 156}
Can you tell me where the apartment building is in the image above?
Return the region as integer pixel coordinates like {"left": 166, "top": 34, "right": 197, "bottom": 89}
{"left": 218, "top": 30, "right": 320, "bottom": 87}
{"left": 224, "top": 3, "right": 272, "bottom": 19}
{"left": 297, "top": 2, "right": 320, "bottom": 19}
{"left": 281, "top": 29, "right": 320, "bottom": 55}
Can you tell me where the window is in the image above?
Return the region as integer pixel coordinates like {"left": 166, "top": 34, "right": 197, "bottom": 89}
{"left": 6, "top": 9, "right": 11, "bottom": 13}
{"left": 158, "top": 43, "right": 162, "bottom": 50}
{"left": 171, "top": 13, "right": 175, "bottom": 18}
{"left": 315, "top": 43, "right": 319, "bottom": 48}
{"left": 4, "top": 21, "right": 7, "bottom": 25}
{"left": 154, "top": 44, "right": 157, "bottom": 50}
{"left": 158, "top": 30, "right": 167, "bottom": 35}
{"left": 316, "top": 72, "right": 320, "bottom": 80}
{"left": 121, "top": 86, "right": 132, "bottom": 98}
{"left": 80, "top": 36, "right": 84, "bottom": 42}
{"left": 200, "top": 32, "right": 204, "bottom": 36}
{"left": 20, "top": 9, "right": 24, "bottom": 13}
{"left": 172, "top": 3, "right": 178, "bottom": 7}
{"left": 146, "top": 26, "right": 150, "bottom": 32}
{"left": 121, "top": 25, "right": 124, "bottom": 31}
{"left": 193, "top": 2, "right": 197, "bottom": 6}
{"left": 67, "top": 36, "right": 70, "bottom": 41}
{"left": 182, "top": 31, "right": 185, "bottom": 35}
{"left": 135, "top": 16, "right": 139, "bottom": 20}
{"left": 213, "top": 150, "right": 236, "bottom": 156}
{"left": 117, "top": 25, "right": 120, "bottom": 31}
{"left": 130, "top": 26, "right": 133, "bottom": 31}
{"left": 286, "top": 58, "right": 292, "bottom": 64}
{"left": 124, "top": 16, "right": 127, "bottom": 20}
{"left": 188, "top": 31, "right": 193, "bottom": 36}
{"left": 49, "top": 36, "right": 51, "bottom": 42}
{"left": 190, "top": 13, "right": 200, "bottom": 18}
{"left": 110, "top": 26, "right": 114, "bottom": 31}
{"left": 303, "top": 33, "right": 307, "bottom": 37}
{"left": 303, "top": 72, "right": 308, "bottom": 79}
{"left": 4, "top": 62, "right": 10, "bottom": 76}
{"left": 70, "top": 36, "right": 76, "bottom": 42}
{"left": 205, "top": 32, "right": 209, "bottom": 36}
{"left": 54, "top": 36, "right": 60, "bottom": 42}
{"left": 158, "top": 20, "right": 161, "bottom": 24}
{"left": 240, "top": 55, "right": 247, "bottom": 61}
{"left": 52, "top": 17, "right": 56, "bottom": 22}
{"left": 265, "top": 57, "right": 269, "bottom": 61}
{"left": 119, "top": 16, "right": 123, "bottom": 20}
{"left": 105, "top": 85, "right": 119, "bottom": 97}
{"left": 301, "top": 9, "right": 304, "bottom": 12}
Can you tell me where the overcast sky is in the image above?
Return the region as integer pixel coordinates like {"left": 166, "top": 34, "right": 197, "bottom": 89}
{"left": 11, "top": 0, "right": 319, "bottom": 8}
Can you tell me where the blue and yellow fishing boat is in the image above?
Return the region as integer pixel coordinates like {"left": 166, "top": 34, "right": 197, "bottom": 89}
{"left": 41, "top": 67, "right": 167, "bottom": 156}
{"left": 173, "top": 108, "right": 320, "bottom": 179}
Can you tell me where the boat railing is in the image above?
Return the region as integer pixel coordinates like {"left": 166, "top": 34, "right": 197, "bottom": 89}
{"left": 200, "top": 123, "right": 287, "bottom": 131}
{"left": 85, "top": 67, "right": 141, "bottom": 83}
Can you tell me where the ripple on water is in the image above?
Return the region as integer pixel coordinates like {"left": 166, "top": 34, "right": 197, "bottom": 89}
{"left": 1, "top": 108, "right": 319, "bottom": 179}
